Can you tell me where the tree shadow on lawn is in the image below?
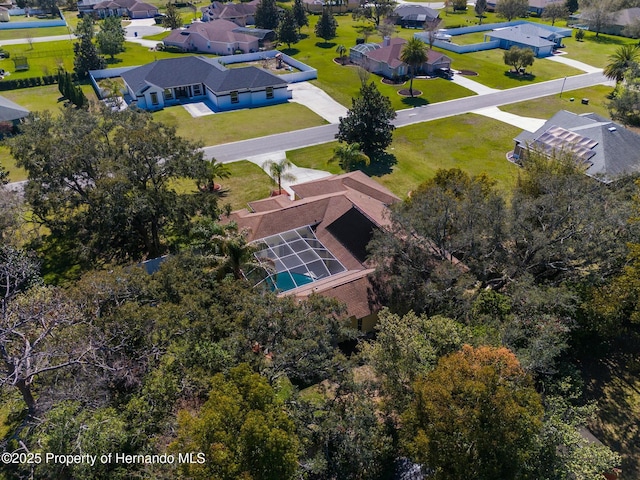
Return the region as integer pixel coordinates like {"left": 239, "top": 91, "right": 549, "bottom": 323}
{"left": 401, "top": 96, "right": 430, "bottom": 107}
{"left": 281, "top": 47, "right": 300, "bottom": 55}
{"left": 106, "top": 58, "right": 123, "bottom": 65}
{"left": 504, "top": 71, "right": 536, "bottom": 82}
{"left": 359, "top": 151, "right": 397, "bottom": 177}
{"left": 315, "top": 41, "right": 337, "bottom": 49}
{"left": 586, "top": 34, "right": 630, "bottom": 46}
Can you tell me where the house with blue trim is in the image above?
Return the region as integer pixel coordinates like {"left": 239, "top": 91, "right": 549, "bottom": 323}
{"left": 120, "top": 56, "right": 290, "bottom": 112}
{"left": 485, "top": 23, "right": 567, "bottom": 57}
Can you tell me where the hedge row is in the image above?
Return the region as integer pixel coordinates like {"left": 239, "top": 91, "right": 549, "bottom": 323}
{"left": 0, "top": 73, "right": 78, "bottom": 91}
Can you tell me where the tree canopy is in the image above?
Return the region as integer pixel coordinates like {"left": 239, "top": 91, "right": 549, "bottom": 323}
{"left": 402, "top": 345, "right": 544, "bottom": 480}
{"left": 495, "top": 0, "right": 528, "bottom": 21}
{"left": 315, "top": 8, "right": 338, "bottom": 42}
{"left": 336, "top": 81, "right": 396, "bottom": 158}
{"left": 8, "top": 107, "right": 209, "bottom": 266}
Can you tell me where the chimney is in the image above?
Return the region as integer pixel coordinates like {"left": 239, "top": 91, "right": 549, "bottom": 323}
{"left": 383, "top": 36, "right": 390, "bottom": 47}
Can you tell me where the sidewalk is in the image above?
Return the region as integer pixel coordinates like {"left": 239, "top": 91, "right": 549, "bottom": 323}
{"left": 243, "top": 150, "right": 332, "bottom": 197}
{"left": 450, "top": 73, "right": 500, "bottom": 95}
{"left": 546, "top": 54, "right": 603, "bottom": 74}
{"left": 472, "top": 106, "right": 546, "bottom": 132}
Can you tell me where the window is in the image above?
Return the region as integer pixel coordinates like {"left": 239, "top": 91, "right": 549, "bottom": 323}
{"left": 193, "top": 84, "right": 202, "bottom": 96}
{"left": 230, "top": 91, "right": 239, "bottom": 104}
{"left": 266, "top": 86, "right": 274, "bottom": 99}
{"left": 150, "top": 92, "right": 159, "bottom": 106}
{"left": 163, "top": 89, "right": 173, "bottom": 101}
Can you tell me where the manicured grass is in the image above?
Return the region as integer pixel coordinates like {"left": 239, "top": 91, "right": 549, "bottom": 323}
{"left": 291, "top": 15, "right": 475, "bottom": 109}
{"left": 436, "top": 47, "right": 583, "bottom": 89}
{"left": 450, "top": 30, "right": 491, "bottom": 45}
{"left": 152, "top": 102, "right": 327, "bottom": 145}
{"left": 0, "top": 145, "right": 27, "bottom": 182}
{"left": 0, "top": 25, "right": 71, "bottom": 41}
{"left": 560, "top": 32, "right": 637, "bottom": 69}
{"left": 438, "top": 9, "right": 503, "bottom": 28}
{"left": 0, "top": 83, "right": 99, "bottom": 112}
{"left": 0, "top": 38, "right": 202, "bottom": 80}
{"left": 1, "top": 83, "right": 65, "bottom": 111}
{"left": 143, "top": 31, "right": 171, "bottom": 42}
{"left": 501, "top": 85, "right": 614, "bottom": 120}
{"left": 222, "top": 161, "right": 272, "bottom": 210}
{"left": 289, "top": 113, "right": 521, "bottom": 198}
{"left": 288, "top": 142, "right": 342, "bottom": 175}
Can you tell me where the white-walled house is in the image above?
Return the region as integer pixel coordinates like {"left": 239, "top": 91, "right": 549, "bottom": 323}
{"left": 120, "top": 56, "right": 291, "bottom": 111}
{"left": 163, "top": 20, "right": 261, "bottom": 55}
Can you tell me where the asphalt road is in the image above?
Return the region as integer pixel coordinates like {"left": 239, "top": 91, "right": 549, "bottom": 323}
{"left": 203, "top": 71, "right": 610, "bottom": 162}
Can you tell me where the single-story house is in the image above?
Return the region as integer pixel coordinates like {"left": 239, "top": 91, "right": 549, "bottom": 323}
{"left": 120, "top": 55, "right": 290, "bottom": 111}
{"left": 391, "top": 4, "right": 439, "bottom": 28}
{"left": 78, "top": 0, "right": 158, "bottom": 18}
{"left": 163, "top": 19, "right": 266, "bottom": 55}
{"left": 527, "top": 0, "right": 565, "bottom": 16}
{"left": 200, "top": 0, "right": 258, "bottom": 26}
{"left": 484, "top": 23, "right": 566, "bottom": 57}
{"left": 350, "top": 37, "right": 452, "bottom": 79}
{"left": 487, "top": 0, "right": 564, "bottom": 15}
{"left": 595, "top": 8, "right": 640, "bottom": 37}
{"left": 513, "top": 110, "right": 640, "bottom": 183}
{"left": 302, "top": 0, "right": 359, "bottom": 14}
{"left": 0, "top": 95, "right": 29, "bottom": 123}
{"left": 227, "top": 171, "right": 400, "bottom": 331}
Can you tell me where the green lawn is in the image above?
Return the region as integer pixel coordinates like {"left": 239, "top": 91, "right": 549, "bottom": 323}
{"left": 436, "top": 47, "right": 583, "bottom": 89}
{"left": 143, "top": 31, "right": 171, "bottom": 42}
{"left": 0, "top": 145, "right": 27, "bottom": 182}
{"left": 152, "top": 102, "right": 327, "bottom": 145}
{"left": 222, "top": 161, "right": 272, "bottom": 210}
{"left": 449, "top": 30, "right": 491, "bottom": 45}
{"left": 291, "top": 15, "right": 475, "bottom": 109}
{"left": 501, "top": 85, "right": 614, "bottom": 120}
{"left": 0, "top": 25, "right": 71, "bottom": 41}
{"left": 0, "top": 38, "right": 203, "bottom": 80}
{"left": 560, "top": 32, "right": 637, "bottom": 69}
{"left": 0, "top": 83, "right": 99, "bottom": 112}
{"left": 289, "top": 113, "right": 521, "bottom": 199}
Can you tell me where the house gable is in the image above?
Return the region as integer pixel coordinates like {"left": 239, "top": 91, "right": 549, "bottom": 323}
{"left": 120, "top": 56, "right": 289, "bottom": 111}
{"left": 514, "top": 110, "right": 640, "bottom": 182}
{"left": 227, "top": 171, "right": 400, "bottom": 325}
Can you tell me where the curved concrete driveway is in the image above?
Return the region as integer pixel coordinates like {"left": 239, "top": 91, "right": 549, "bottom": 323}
{"left": 288, "top": 82, "right": 348, "bottom": 124}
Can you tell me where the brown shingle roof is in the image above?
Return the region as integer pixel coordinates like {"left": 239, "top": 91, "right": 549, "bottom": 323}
{"left": 286, "top": 269, "right": 377, "bottom": 319}
{"left": 227, "top": 172, "right": 399, "bottom": 319}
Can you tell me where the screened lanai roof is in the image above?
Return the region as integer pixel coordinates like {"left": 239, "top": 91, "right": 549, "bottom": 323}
{"left": 254, "top": 225, "right": 346, "bottom": 292}
{"left": 351, "top": 43, "right": 380, "bottom": 55}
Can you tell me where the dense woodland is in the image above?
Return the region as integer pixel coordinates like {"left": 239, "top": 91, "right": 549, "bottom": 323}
{"left": 0, "top": 99, "right": 638, "bottom": 479}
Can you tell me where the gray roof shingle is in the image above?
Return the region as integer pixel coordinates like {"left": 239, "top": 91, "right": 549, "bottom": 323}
{"left": 515, "top": 110, "right": 640, "bottom": 182}
{"left": 121, "top": 56, "right": 286, "bottom": 95}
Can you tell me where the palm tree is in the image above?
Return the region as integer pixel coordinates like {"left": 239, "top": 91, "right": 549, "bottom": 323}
{"left": 197, "top": 159, "right": 231, "bottom": 193}
{"left": 330, "top": 143, "right": 370, "bottom": 172}
{"left": 604, "top": 44, "right": 640, "bottom": 84}
{"left": 400, "top": 37, "right": 428, "bottom": 98}
{"left": 263, "top": 158, "right": 296, "bottom": 194}
{"left": 336, "top": 44, "right": 347, "bottom": 64}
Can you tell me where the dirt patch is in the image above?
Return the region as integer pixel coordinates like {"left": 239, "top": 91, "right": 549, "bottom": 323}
{"left": 381, "top": 77, "right": 405, "bottom": 85}
{"left": 459, "top": 70, "right": 478, "bottom": 76}
{"left": 398, "top": 89, "right": 422, "bottom": 97}
{"left": 333, "top": 57, "right": 352, "bottom": 66}
{"left": 226, "top": 58, "right": 299, "bottom": 75}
